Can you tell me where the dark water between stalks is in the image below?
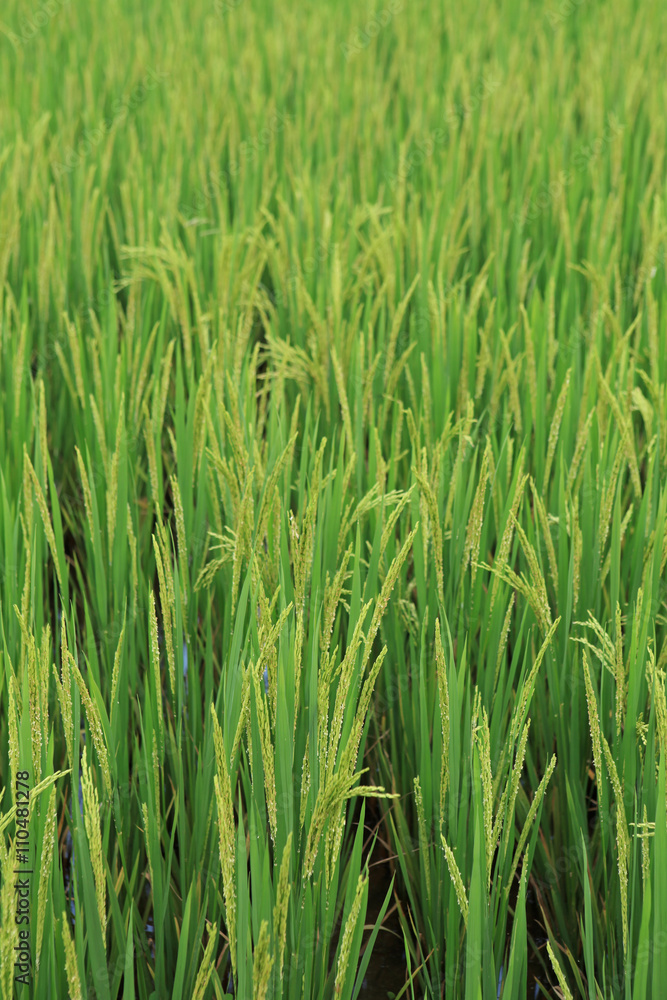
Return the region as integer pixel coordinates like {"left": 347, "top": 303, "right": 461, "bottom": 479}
{"left": 360, "top": 858, "right": 551, "bottom": 1000}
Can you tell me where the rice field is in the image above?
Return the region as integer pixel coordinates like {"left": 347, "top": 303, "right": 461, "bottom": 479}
{"left": 1, "top": 0, "right": 666, "bottom": 997}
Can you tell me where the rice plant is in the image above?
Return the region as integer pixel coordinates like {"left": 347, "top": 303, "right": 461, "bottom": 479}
{"left": 1, "top": 0, "right": 666, "bottom": 997}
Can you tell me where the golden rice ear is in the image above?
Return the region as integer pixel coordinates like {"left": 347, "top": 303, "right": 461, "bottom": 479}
{"left": 414, "top": 465, "right": 444, "bottom": 606}
{"left": 582, "top": 647, "right": 605, "bottom": 825}
{"left": 496, "top": 718, "right": 530, "bottom": 868}
{"left": 109, "top": 607, "right": 126, "bottom": 729}
{"left": 71, "top": 659, "right": 112, "bottom": 798}
{"left": 210, "top": 698, "right": 238, "bottom": 967}
{"left": 81, "top": 747, "right": 107, "bottom": 948}
{"left": 273, "top": 832, "right": 293, "bottom": 983}
{"left": 542, "top": 368, "right": 571, "bottom": 495}
{"left": 250, "top": 920, "right": 274, "bottom": 1000}
{"left": 152, "top": 534, "right": 175, "bottom": 700}
{"left": 475, "top": 706, "right": 494, "bottom": 892}
{"left": 191, "top": 921, "right": 218, "bottom": 1000}
{"left": 506, "top": 753, "right": 556, "bottom": 893}
{"left": 490, "top": 467, "right": 527, "bottom": 615}
{"left": 333, "top": 869, "right": 367, "bottom": 996}
{"left": 106, "top": 393, "right": 124, "bottom": 564}
{"left": 59, "top": 909, "right": 83, "bottom": 1000}
{"left": 640, "top": 803, "right": 651, "bottom": 893}
{"left": 547, "top": 941, "right": 574, "bottom": 1000}
{"left": 530, "top": 478, "right": 559, "bottom": 594}
{"left": 571, "top": 496, "right": 582, "bottom": 614}
{"left": 414, "top": 776, "right": 432, "bottom": 905}
{"left": 511, "top": 516, "right": 553, "bottom": 633}
{"left": 36, "top": 786, "right": 57, "bottom": 969}
{"left": 147, "top": 591, "right": 163, "bottom": 757}
{"left": 442, "top": 833, "right": 469, "bottom": 927}
{"left": 462, "top": 436, "right": 491, "bottom": 589}
{"left": 601, "top": 731, "right": 629, "bottom": 961}
{"left": 435, "top": 617, "right": 450, "bottom": 822}
{"left": 252, "top": 657, "right": 278, "bottom": 845}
